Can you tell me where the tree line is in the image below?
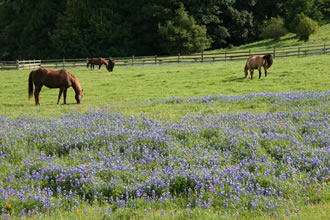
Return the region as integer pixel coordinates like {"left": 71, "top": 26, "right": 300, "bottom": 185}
{"left": 0, "top": 0, "right": 329, "bottom": 60}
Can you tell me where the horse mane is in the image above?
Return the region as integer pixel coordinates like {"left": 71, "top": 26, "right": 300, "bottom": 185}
{"left": 69, "top": 72, "right": 82, "bottom": 92}
{"left": 100, "top": 58, "right": 109, "bottom": 66}
{"left": 263, "top": 54, "right": 273, "bottom": 68}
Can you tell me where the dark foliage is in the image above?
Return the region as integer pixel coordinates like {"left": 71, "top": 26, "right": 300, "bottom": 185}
{"left": 0, "top": 0, "right": 328, "bottom": 59}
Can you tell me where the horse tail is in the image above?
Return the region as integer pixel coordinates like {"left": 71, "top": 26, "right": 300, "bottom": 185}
{"left": 263, "top": 54, "right": 273, "bottom": 69}
{"left": 28, "top": 71, "right": 34, "bottom": 99}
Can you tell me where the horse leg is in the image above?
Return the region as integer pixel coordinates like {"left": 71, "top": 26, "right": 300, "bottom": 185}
{"left": 259, "top": 69, "right": 262, "bottom": 79}
{"left": 250, "top": 70, "right": 254, "bottom": 80}
{"left": 99, "top": 64, "right": 102, "bottom": 69}
{"left": 57, "top": 88, "right": 64, "bottom": 104}
{"left": 63, "top": 88, "right": 68, "bottom": 104}
{"left": 264, "top": 66, "right": 268, "bottom": 77}
{"left": 34, "top": 84, "right": 42, "bottom": 105}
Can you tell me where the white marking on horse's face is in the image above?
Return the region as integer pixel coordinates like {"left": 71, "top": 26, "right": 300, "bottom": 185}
{"left": 76, "top": 94, "right": 82, "bottom": 104}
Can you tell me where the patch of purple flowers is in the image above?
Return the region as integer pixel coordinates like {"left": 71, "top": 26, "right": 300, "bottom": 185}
{"left": 0, "top": 90, "right": 328, "bottom": 218}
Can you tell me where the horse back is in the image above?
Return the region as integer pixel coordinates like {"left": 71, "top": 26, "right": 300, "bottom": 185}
{"left": 89, "top": 58, "right": 107, "bottom": 65}
{"left": 247, "top": 56, "right": 266, "bottom": 69}
{"left": 32, "top": 68, "right": 72, "bottom": 88}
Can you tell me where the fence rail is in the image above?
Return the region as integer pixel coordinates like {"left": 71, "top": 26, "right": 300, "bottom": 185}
{"left": 17, "top": 60, "right": 41, "bottom": 70}
{"left": 0, "top": 43, "right": 329, "bottom": 70}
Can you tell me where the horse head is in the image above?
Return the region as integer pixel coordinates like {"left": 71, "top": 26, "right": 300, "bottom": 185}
{"left": 75, "top": 89, "right": 83, "bottom": 104}
{"left": 263, "top": 54, "right": 273, "bottom": 68}
{"left": 244, "top": 63, "right": 249, "bottom": 78}
{"left": 70, "top": 73, "right": 83, "bottom": 104}
{"left": 107, "top": 58, "right": 115, "bottom": 72}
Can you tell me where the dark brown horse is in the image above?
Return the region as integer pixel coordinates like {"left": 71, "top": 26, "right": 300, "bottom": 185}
{"left": 244, "top": 54, "right": 273, "bottom": 79}
{"left": 28, "top": 68, "right": 83, "bottom": 105}
{"left": 87, "top": 58, "right": 115, "bottom": 72}
{"left": 108, "top": 58, "right": 115, "bottom": 72}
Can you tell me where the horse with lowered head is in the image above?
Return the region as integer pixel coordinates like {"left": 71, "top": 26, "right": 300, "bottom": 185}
{"left": 28, "top": 68, "right": 83, "bottom": 105}
{"left": 87, "top": 57, "right": 115, "bottom": 72}
{"left": 244, "top": 54, "right": 273, "bottom": 79}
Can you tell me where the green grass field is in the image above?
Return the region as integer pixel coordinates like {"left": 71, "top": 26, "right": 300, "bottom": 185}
{"left": 1, "top": 54, "right": 329, "bottom": 119}
{"left": 0, "top": 25, "right": 329, "bottom": 220}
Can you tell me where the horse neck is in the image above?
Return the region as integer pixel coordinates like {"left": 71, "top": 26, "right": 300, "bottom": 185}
{"left": 103, "top": 60, "right": 109, "bottom": 66}
{"left": 70, "top": 75, "right": 82, "bottom": 95}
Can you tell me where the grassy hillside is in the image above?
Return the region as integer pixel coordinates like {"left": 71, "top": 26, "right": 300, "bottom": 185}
{"left": 212, "top": 23, "right": 330, "bottom": 53}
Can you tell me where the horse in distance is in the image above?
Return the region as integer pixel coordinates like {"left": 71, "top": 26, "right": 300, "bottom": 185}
{"left": 28, "top": 68, "right": 83, "bottom": 105}
{"left": 244, "top": 54, "right": 273, "bottom": 79}
{"left": 87, "top": 58, "right": 114, "bottom": 72}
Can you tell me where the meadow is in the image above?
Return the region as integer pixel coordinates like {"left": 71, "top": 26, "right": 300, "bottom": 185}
{"left": 1, "top": 54, "right": 330, "bottom": 119}
{"left": 0, "top": 52, "right": 329, "bottom": 219}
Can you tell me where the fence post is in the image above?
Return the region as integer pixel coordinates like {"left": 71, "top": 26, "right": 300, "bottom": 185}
{"left": 324, "top": 42, "right": 326, "bottom": 54}
{"left": 273, "top": 48, "right": 276, "bottom": 58}
{"left": 62, "top": 58, "right": 65, "bottom": 68}
{"left": 298, "top": 47, "right": 300, "bottom": 56}
{"left": 178, "top": 53, "right": 180, "bottom": 63}
{"left": 201, "top": 51, "right": 204, "bottom": 63}
{"left": 16, "top": 60, "right": 19, "bottom": 70}
{"left": 249, "top": 49, "right": 251, "bottom": 57}
{"left": 225, "top": 52, "right": 227, "bottom": 62}
{"left": 155, "top": 55, "right": 157, "bottom": 64}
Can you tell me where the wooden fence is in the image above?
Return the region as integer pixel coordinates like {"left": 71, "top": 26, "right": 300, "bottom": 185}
{"left": 0, "top": 43, "right": 329, "bottom": 70}
{"left": 17, "top": 60, "right": 41, "bottom": 70}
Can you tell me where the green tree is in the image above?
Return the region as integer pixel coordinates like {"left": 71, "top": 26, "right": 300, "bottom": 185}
{"left": 18, "top": 0, "right": 62, "bottom": 59}
{"left": 158, "top": 4, "right": 212, "bottom": 54}
{"left": 260, "top": 17, "right": 288, "bottom": 40}
{"left": 296, "top": 14, "right": 319, "bottom": 41}
{"left": 284, "top": 0, "right": 323, "bottom": 33}
{"left": 0, "top": 0, "right": 64, "bottom": 59}
{"left": 319, "top": 0, "right": 330, "bottom": 22}
{"left": 223, "top": 6, "right": 254, "bottom": 46}
{"left": 49, "top": 0, "right": 132, "bottom": 58}
{"left": 124, "top": 0, "right": 180, "bottom": 56}
{"left": 181, "top": 0, "right": 232, "bottom": 48}
{"left": 0, "top": 0, "right": 20, "bottom": 59}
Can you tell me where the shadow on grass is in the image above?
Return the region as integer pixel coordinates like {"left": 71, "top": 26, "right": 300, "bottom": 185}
{"left": 222, "top": 76, "right": 246, "bottom": 83}
{"left": 2, "top": 104, "right": 25, "bottom": 107}
{"left": 239, "top": 36, "right": 299, "bottom": 50}
{"left": 2, "top": 103, "right": 79, "bottom": 107}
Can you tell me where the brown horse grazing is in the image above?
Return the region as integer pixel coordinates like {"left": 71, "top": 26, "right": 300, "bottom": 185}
{"left": 28, "top": 68, "right": 83, "bottom": 105}
{"left": 87, "top": 58, "right": 114, "bottom": 72}
{"left": 244, "top": 54, "right": 273, "bottom": 79}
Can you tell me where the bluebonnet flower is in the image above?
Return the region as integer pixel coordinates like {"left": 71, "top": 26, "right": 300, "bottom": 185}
{"left": 0, "top": 90, "right": 328, "bottom": 217}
